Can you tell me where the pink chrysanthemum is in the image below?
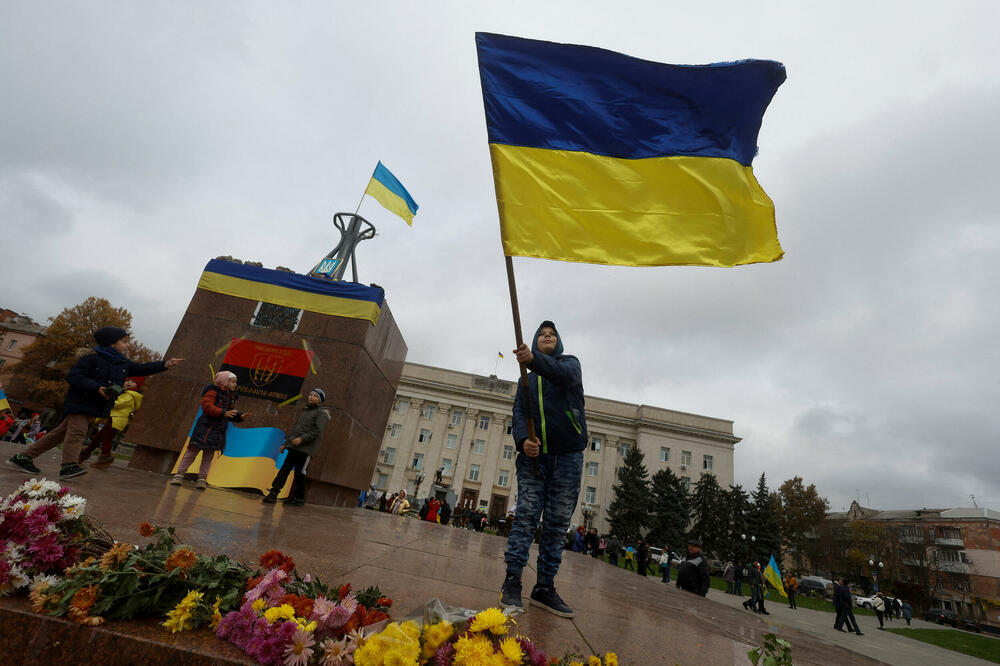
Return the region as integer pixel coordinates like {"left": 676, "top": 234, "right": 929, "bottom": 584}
{"left": 283, "top": 626, "right": 315, "bottom": 666}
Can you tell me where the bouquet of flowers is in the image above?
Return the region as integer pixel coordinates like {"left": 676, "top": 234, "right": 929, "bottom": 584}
{"left": 215, "top": 550, "right": 394, "bottom": 666}
{"left": 29, "top": 521, "right": 253, "bottom": 626}
{"left": 0, "top": 478, "right": 88, "bottom": 596}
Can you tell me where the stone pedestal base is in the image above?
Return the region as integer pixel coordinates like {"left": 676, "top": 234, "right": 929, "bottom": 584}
{"left": 126, "top": 266, "right": 406, "bottom": 505}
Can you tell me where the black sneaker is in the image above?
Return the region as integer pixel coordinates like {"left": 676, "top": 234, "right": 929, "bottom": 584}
{"left": 529, "top": 584, "right": 574, "bottom": 618}
{"left": 59, "top": 463, "right": 88, "bottom": 479}
{"left": 500, "top": 574, "right": 523, "bottom": 609}
{"left": 285, "top": 498, "right": 305, "bottom": 506}
{"left": 9, "top": 454, "right": 41, "bottom": 474}
{"left": 262, "top": 491, "right": 278, "bottom": 504}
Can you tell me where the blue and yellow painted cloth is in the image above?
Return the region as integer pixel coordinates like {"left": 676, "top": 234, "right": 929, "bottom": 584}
{"left": 171, "top": 411, "right": 294, "bottom": 497}
{"left": 475, "top": 33, "right": 786, "bottom": 268}
{"left": 365, "top": 161, "right": 419, "bottom": 225}
{"left": 197, "top": 259, "right": 384, "bottom": 325}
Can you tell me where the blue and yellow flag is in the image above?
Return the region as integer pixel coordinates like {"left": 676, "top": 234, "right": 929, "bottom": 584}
{"left": 763, "top": 554, "right": 787, "bottom": 597}
{"left": 0, "top": 389, "right": 10, "bottom": 412}
{"left": 364, "top": 161, "right": 419, "bottom": 225}
{"left": 476, "top": 33, "right": 785, "bottom": 268}
{"left": 197, "top": 259, "right": 384, "bottom": 324}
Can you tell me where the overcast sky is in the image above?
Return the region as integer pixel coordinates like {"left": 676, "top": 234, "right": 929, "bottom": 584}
{"left": 3, "top": 2, "right": 998, "bottom": 512}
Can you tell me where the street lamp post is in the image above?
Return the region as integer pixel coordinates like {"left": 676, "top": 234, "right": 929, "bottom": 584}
{"left": 741, "top": 533, "right": 757, "bottom": 564}
{"left": 868, "top": 559, "right": 883, "bottom": 593}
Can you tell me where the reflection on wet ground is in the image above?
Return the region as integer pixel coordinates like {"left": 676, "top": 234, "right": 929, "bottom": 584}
{"left": 1, "top": 443, "right": 882, "bottom": 665}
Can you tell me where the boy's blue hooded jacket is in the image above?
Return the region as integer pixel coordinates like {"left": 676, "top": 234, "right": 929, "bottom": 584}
{"left": 511, "top": 321, "right": 587, "bottom": 455}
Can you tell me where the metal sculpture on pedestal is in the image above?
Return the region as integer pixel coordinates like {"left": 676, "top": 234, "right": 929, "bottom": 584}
{"left": 308, "top": 213, "right": 377, "bottom": 283}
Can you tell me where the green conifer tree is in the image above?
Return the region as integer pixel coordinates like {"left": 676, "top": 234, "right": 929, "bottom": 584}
{"left": 748, "top": 473, "right": 782, "bottom": 565}
{"left": 646, "top": 468, "right": 689, "bottom": 551}
{"left": 606, "top": 445, "right": 650, "bottom": 543}
{"left": 689, "top": 472, "right": 727, "bottom": 555}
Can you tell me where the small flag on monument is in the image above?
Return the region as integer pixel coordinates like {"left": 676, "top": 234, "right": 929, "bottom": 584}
{"left": 364, "top": 161, "right": 419, "bottom": 225}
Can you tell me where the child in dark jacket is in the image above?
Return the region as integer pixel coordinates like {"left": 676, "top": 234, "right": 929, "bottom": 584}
{"left": 171, "top": 371, "right": 250, "bottom": 489}
{"left": 500, "top": 320, "right": 586, "bottom": 618}
{"left": 262, "top": 388, "right": 330, "bottom": 506}
{"left": 9, "top": 326, "right": 181, "bottom": 479}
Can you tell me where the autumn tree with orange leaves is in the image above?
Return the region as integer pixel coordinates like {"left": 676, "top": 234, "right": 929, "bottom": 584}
{"left": 5, "top": 297, "right": 161, "bottom": 410}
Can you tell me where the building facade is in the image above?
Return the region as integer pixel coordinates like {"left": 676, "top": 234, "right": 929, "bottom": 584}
{"left": 371, "top": 362, "right": 740, "bottom": 533}
{"left": 816, "top": 501, "right": 1000, "bottom": 629}
{"left": 0, "top": 311, "right": 45, "bottom": 372}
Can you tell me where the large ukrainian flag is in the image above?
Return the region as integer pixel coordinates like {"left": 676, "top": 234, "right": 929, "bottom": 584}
{"left": 476, "top": 33, "right": 786, "bottom": 267}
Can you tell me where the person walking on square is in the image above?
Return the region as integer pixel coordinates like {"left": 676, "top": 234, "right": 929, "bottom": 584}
{"left": 605, "top": 535, "right": 620, "bottom": 567}
{"left": 660, "top": 546, "right": 673, "bottom": 583}
{"left": 724, "top": 561, "right": 736, "bottom": 593}
{"left": 734, "top": 560, "right": 745, "bottom": 596}
{"left": 636, "top": 537, "right": 651, "bottom": 577}
{"left": 171, "top": 371, "right": 249, "bottom": 489}
{"left": 624, "top": 545, "right": 636, "bottom": 570}
{"left": 500, "top": 321, "right": 586, "bottom": 618}
{"left": 833, "top": 577, "right": 863, "bottom": 635}
{"left": 262, "top": 388, "right": 330, "bottom": 506}
{"left": 873, "top": 592, "right": 886, "bottom": 630}
{"left": 79, "top": 377, "right": 144, "bottom": 467}
{"left": 676, "top": 539, "right": 711, "bottom": 596}
{"left": 785, "top": 572, "right": 798, "bottom": 609}
{"left": 901, "top": 600, "right": 913, "bottom": 626}
{"left": 10, "top": 326, "right": 181, "bottom": 479}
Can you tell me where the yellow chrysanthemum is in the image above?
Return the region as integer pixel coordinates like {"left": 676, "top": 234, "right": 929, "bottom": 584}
{"left": 294, "top": 617, "right": 318, "bottom": 632}
{"left": 499, "top": 636, "right": 525, "bottom": 664}
{"left": 355, "top": 622, "right": 420, "bottom": 666}
{"left": 589, "top": 656, "right": 603, "bottom": 666}
{"left": 470, "top": 607, "right": 508, "bottom": 635}
{"left": 399, "top": 620, "right": 421, "bottom": 642}
{"left": 210, "top": 597, "right": 223, "bottom": 630}
{"left": 177, "top": 589, "right": 204, "bottom": 610}
{"left": 251, "top": 598, "right": 267, "bottom": 612}
{"left": 162, "top": 604, "right": 196, "bottom": 633}
{"left": 569, "top": 661, "right": 584, "bottom": 666}
{"left": 454, "top": 634, "right": 496, "bottom": 664}
{"left": 264, "top": 603, "right": 296, "bottom": 623}
{"left": 421, "top": 620, "right": 454, "bottom": 657}
{"left": 604, "top": 653, "right": 618, "bottom": 666}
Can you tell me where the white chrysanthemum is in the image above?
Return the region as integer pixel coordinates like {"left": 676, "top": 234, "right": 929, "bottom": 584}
{"left": 59, "top": 494, "right": 86, "bottom": 509}
{"left": 30, "top": 574, "right": 61, "bottom": 591}
{"left": 61, "top": 503, "right": 85, "bottom": 519}
{"left": 7, "top": 563, "right": 30, "bottom": 589}
{"left": 21, "top": 478, "right": 61, "bottom": 498}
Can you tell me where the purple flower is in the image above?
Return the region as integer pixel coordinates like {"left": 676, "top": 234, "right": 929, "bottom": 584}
{"left": 432, "top": 643, "right": 456, "bottom": 665}
{"left": 27, "top": 532, "right": 64, "bottom": 566}
{"left": 519, "top": 636, "right": 548, "bottom": 666}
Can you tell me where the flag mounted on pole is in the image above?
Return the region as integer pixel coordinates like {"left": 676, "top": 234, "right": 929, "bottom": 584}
{"left": 364, "top": 161, "right": 419, "bottom": 225}
{"left": 476, "top": 33, "right": 785, "bottom": 267}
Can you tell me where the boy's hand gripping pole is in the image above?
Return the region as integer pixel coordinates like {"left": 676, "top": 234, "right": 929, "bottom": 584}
{"left": 505, "top": 255, "right": 540, "bottom": 477}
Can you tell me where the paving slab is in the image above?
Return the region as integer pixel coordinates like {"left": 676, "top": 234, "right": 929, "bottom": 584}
{"left": 1, "top": 441, "right": 896, "bottom": 665}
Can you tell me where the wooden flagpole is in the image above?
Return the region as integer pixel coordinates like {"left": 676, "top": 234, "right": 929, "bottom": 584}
{"left": 505, "top": 255, "right": 540, "bottom": 474}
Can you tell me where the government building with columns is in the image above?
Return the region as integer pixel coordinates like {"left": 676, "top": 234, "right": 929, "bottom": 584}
{"left": 372, "top": 362, "right": 741, "bottom": 533}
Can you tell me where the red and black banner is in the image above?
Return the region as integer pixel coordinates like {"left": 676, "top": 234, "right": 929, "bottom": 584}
{"left": 219, "top": 339, "right": 313, "bottom": 403}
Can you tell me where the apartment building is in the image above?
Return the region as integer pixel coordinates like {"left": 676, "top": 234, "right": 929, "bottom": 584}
{"left": 818, "top": 501, "right": 1000, "bottom": 628}
{"left": 372, "top": 362, "right": 740, "bottom": 533}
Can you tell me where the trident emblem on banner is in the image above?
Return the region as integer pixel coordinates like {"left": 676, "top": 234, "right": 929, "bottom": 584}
{"left": 250, "top": 353, "right": 283, "bottom": 387}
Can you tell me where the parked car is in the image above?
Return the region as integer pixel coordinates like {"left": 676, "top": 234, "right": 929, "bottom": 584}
{"left": 797, "top": 578, "right": 827, "bottom": 597}
{"left": 959, "top": 617, "right": 982, "bottom": 633}
{"left": 921, "top": 608, "right": 959, "bottom": 626}
{"left": 708, "top": 559, "right": 726, "bottom": 576}
{"left": 855, "top": 594, "right": 899, "bottom": 611}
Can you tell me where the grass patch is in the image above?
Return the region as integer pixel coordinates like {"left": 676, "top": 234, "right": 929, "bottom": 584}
{"left": 886, "top": 628, "right": 1000, "bottom": 663}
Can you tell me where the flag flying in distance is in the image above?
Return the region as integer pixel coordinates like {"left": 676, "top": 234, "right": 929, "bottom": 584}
{"left": 497, "top": 351, "right": 504, "bottom": 358}
{"left": 364, "top": 161, "right": 419, "bottom": 225}
{"left": 763, "top": 554, "right": 788, "bottom": 597}
{"left": 476, "top": 33, "right": 786, "bottom": 267}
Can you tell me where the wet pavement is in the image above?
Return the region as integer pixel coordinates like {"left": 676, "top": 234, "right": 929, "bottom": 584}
{"left": 1, "top": 441, "right": 893, "bottom": 665}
